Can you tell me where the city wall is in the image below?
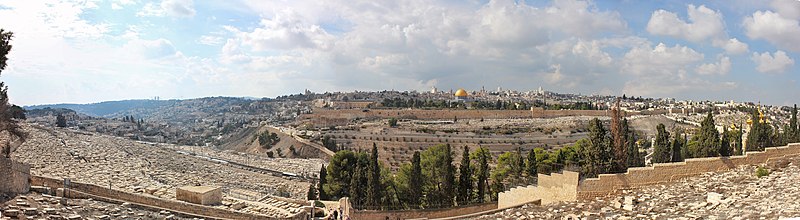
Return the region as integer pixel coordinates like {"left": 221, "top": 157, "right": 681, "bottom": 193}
{"left": 0, "top": 157, "right": 30, "bottom": 195}
{"left": 497, "top": 171, "right": 577, "bottom": 208}
{"left": 303, "top": 108, "right": 611, "bottom": 121}
{"left": 30, "top": 176, "right": 306, "bottom": 220}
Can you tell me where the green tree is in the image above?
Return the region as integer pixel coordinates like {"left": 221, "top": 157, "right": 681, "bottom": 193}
{"left": 307, "top": 180, "right": 318, "bottom": 200}
{"left": 409, "top": 151, "right": 423, "bottom": 207}
{"left": 515, "top": 147, "right": 524, "bottom": 179}
{"left": 56, "top": 114, "right": 67, "bottom": 128}
{"left": 583, "top": 118, "right": 608, "bottom": 177}
{"left": 610, "top": 99, "right": 627, "bottom": 173}
{"left": 420, "top": 144, "right": 455, "bottom": 208}
{"left": 318, "top": 165, "right": 328, "bottom": 200}
{"left": 746, "top": 109, "right": 773, "bottom": 151}
{"left": 689, "top": 112, "right": 720, "bottom": 158}
{"left": 624, "top": 119, "right": 643, "bottom": 167}
{"left": 388, "top": 118, "right": 398, "bottom": 127}
{"left": 652, "top": 123, "right": 672, "bottom": 163}
{"left": 734, "top": 126, "right": 743, "bottom": 155}
{"left": 525, "top": 148, "right": 537, "bottom": 180}
{"left": 324, "top": 150, "right": 357, "bottom": 199}
{"left": 366, "top": 143, "right": 382, "bottom": 208}
{"left": 791, "top": 104, "right": 798, "bottom": 143}
{"left": 471, "top": 146, "right": 491, "bottom": 203}
{"left": 671, "top": 129, "right": 684, "bottom": 162}
{"left": 719, "top": 127, "right": 732, "bottom": 156}
{"left": 456, "top": 146, "right": 472, "bottom": 206}
{"left": 349, "top": 153, "right": 369, "bottom": 208}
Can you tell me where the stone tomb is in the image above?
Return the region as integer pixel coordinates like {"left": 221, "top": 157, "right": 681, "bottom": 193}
{"left": 176, "top": 186, "right": 222, "bottom": 205}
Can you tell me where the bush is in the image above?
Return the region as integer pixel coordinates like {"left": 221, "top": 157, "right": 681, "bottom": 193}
{"left": 756, "top": 167, "right": 770, "bottom": 178}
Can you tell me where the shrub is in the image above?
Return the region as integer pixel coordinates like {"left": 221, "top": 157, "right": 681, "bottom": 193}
{"left": 756, "top": 167, "right": 770, "bottom": 178}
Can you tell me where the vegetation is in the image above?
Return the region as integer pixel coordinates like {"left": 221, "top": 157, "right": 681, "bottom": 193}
{"left": 756, "top": 166, "right": 770, "bottom": 178}
{"left": 322, "top": 135, "right": 337, "bottom": 152}
{"left": 388, "top": 118, "right": 398, "bottom": 127}
{"left": 0, "top": 28, "right": 25, "bottom": 158}
{"left": 256, "top": 130, "right": 280, "bottom": 148}
{"left": 56, "top": 114, "right": 67, "bottom": 128}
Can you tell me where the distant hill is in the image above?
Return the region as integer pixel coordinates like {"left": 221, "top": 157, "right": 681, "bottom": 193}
{"left": 24, "top": 99, "right": 178, "bottom": 118}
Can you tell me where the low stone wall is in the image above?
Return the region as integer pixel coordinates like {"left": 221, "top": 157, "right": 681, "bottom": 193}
{"left": 497, "top": 171, "right": 578, "bottom": 208}
{"left": 30, "top": 176, "right": 306, "bottom": 220}
{"left": 0, "top": 157, "right": 30, "bottom": 195}
{"left": 350, "top": 202, "right": 497, "bottom": 220}
{"left": 577, "top": 143, "right": 800, "bottom": 199}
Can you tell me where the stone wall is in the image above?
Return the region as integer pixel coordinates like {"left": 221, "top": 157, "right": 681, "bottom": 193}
{"left": 0, "top": 157, "right": 30, "bottom": 195}
{"left": 350, "top": 202, "right": 497, "bottom": 220}
{"left": 31, "top": 176, "right": 305, "bottom": 220}
{"left": 304, "top": 108, "right": 611, "bottom": 121}
{"left": 497, "top": 171, "right": 578, "bottom": 208}
{"left": 494, "top": 143, "right": 800, "bottom": 206}
{"left": 577, "top": 143, "right": 800, "bottom": 199}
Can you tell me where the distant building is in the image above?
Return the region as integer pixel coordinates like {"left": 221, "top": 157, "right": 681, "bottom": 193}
{"left": 454, "top": 88, "right": 469, "bottom": 102}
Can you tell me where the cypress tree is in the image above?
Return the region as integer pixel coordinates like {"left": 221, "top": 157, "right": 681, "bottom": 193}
{"left": 735, "top": 126, "right": 744, "bottom": 155}
{"left": 457, "top": 146, "right": 472, "bottom": 205}
{"left": 408, "top": 151, "right": 422, "bottom": 208}
{"left": 307, "top": 180, "right": 318, "bottom": 200}
{"left": 515, "top": 147, "right": 524, "bottom": 179}
{"left": 442, "top": 144, "right": 455, "bottom": 207}
{"left": 652, "top": 123, "right": 671, "bottom": 163}
{"left": 366, "top": 143, "right": 381, "bottom": 209}
{"left": 585, "top": 118, "right": 607, "bottom": 177}
{"left": 318, "top": 165, "right": 328, "bottom": 200}
{"left": 791, "top": 104, "right": 798, "bottom": 143}
{"left": 526, "top": 149, "right": 537, "bottom": 179}
{"left": 473, "top": 147, "right": 490, "bottom": 203}
{"left": 671, "top": 130, "right": 684, "bottom": 162}
{"left": 349, "top": 163, "right": 363, "bottom": 208}
{"left": 720, "top": 127, "right": 731, "bottom": 156}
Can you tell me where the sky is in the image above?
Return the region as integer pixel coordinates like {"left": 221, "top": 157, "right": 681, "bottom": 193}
{"left": 0, "top": 0, "right": 799, "bottom": 106}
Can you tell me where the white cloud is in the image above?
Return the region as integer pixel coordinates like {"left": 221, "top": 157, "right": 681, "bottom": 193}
{"left": 621, "top": 43, "right": 704, "bottom": 76}
{"left": 751, "top": 50, "right": 795, "bottom": 73}
{"left": 228, "top": 10, "right": 333, "bottom": 51}
{"left": 138, "top": 0, "right": 195, "bottom": 18}
{"left": 647, "top": 5, "right": 724, "bottom": 42}
{"left": 123, "top": 38, "right": 179, "bottom": 59}
{"left": 719, "top": 38, "right": 749, "bottom": 54}
{"left": 197, "top": 35, "right": 224, "bottom": 45}
{"left": 744, "top": 10, "right": 800, "bottom": 52}
{"left": 771, "top": 0, "right": 800, "bottom": 20}
{"left": 647, "top": 4, "right": 749, "bottom": 54}
{"left": 696, "top": 56, "right": 731, "bottom": 75}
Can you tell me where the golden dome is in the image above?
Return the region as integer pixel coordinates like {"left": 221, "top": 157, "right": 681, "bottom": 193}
{"left": 455, "top": 88, "right": 468, "bottom": 97}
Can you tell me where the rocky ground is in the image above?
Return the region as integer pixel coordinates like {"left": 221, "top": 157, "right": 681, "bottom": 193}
{"left": 473, "top": 161, "right": 800, "bottom": 219}
{"left": 11, "top": 124, "right": 315, "bottom": 218}
{"left": 1, "top": 193, "right": 196, "bottom": 220}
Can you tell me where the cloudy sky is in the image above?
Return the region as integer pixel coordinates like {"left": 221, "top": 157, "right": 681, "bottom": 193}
{"left": 0, "top": 0, "right": 799, "bottom": 106}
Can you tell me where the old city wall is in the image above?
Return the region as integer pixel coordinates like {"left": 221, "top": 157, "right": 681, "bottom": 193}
{"left": 497, "top": 171, "right": 578, "bottom": 209}
{"left": 0, "top": 157, "right": 30, "bottom": 195}
{"left": 578, "top": 143, "right": 800, "bottom": 199}
{"left": 350, "top": 202, "right": 497, "bottom": 220}
{"left": 30, "top": 176, "right": 305, "bottom": 220}
{"left": 303, "top": 108, "right": 611, "bottom": 121}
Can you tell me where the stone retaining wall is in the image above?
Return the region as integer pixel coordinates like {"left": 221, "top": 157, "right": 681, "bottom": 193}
{"left": 577, "top": 143, "right": 800, "bottom": 199}
{"left": 497, "top": 171, "right": 578, "bottom": 208}
{"left": 30, "top": 176, "right": 306, "bottom": 220}
{"left": 494, "top": 143, "right": 800, "bottom": 206}
{"left": 350, "top": 202, "right": 497, "bottom": 220}
{"left": 0, "top": 157, "right": 30, "bottom": 195}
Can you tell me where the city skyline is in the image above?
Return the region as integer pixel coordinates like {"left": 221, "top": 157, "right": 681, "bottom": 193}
{"left": 0, "top": 0, "right": 799, "bottom": 106}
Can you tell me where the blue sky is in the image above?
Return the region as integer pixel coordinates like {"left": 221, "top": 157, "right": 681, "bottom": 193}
{"left": 0, "top": 0, "right": 798, "bottom": 106}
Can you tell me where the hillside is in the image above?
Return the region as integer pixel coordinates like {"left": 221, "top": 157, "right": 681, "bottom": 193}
{"left": 25, "top": 99, "right": 178, "bottom": 118}
{"left": 219, "top": 125, "right": 331, "bottom": 160}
